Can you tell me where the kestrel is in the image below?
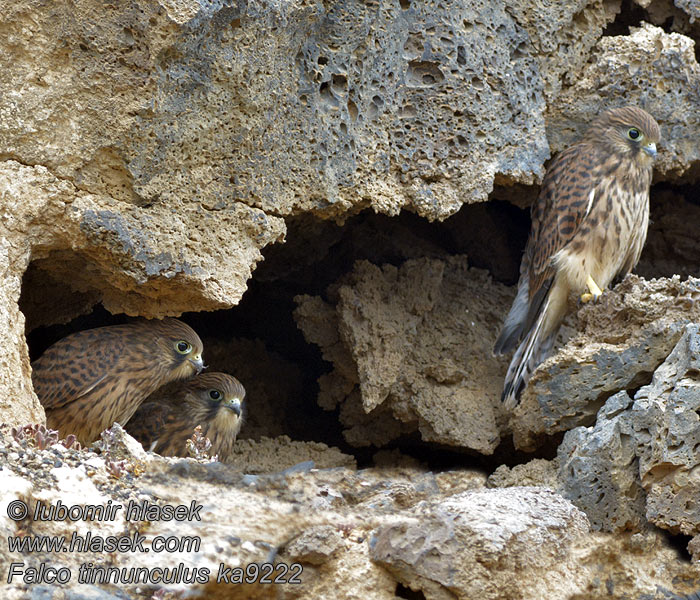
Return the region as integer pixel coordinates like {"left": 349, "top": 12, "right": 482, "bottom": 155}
{"left": 126, "top": 372, "right": 245, "bottom": 460}
{"left": 494, "top": 106, "right": 660, "bottom": 408}
{"left": 32, "top": 318, "right": 204, "bottom": 444}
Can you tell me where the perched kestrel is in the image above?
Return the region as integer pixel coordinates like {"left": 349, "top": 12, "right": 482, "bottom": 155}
{"left": 32, "top": 318, "right": 204, "bottom": 444}
{"left": 494, "top": 106, "right": 660, "bottom": 408}
{"left": 126, "top": 372, "right": 245, "bottom": 461}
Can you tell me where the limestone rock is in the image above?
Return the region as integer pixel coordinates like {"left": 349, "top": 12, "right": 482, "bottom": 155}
{"left": 225, "top": 436, "right": 356, "bottom": 474}
{"left": 547, "top": 23, "right": 700, "bottom": 179}
{"left": 487, "top": 457, "right": 559, "bottom": 489}
{"left": 556, "top": 324, "right": 700, "bottom": 537}
{"left": 633, "top": 323, "right": 700, "bottom": 536}
{"left": 512, "top": 275, "right": 700, "bottom": 451}
{"left": 558, "top": 391, "right": 647, "bottom": 532}
{"left": 3, "top": 425, "right": 700, "bottom": 599}
{"left": 0, "top": 0, "right": 555, "bottom": 221}
{"left": 295, "top": 256, "right": 511, "bottom": 452}
{"left": 370, "top": 487, "right": 591, "bottom": 600}
{"left": 285, "top": 525, "right": 345, "bottom": 566}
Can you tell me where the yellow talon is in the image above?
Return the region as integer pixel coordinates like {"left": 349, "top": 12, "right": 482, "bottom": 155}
{"left": 580, "top": 275, "right": 603, "bottom": 303}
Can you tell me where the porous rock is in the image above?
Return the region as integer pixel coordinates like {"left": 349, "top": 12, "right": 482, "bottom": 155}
{"left": 633, "top": 323, "right": 700, "bottom": 537}
{"left": 0, "top": 0, "right": 557, "bottom": 221}
{"left": 285, "top": 525, "right": 345, "bottom": 566}
{"left": 512, "top": 275, "right": 700, "bottom": 451}
{"left": 558, "top": 391, "right": 647, "bottom": 532}
{"left": 226, "top": 436, "right": 356, "bottom": 474}
{"left": 547, "top": 23, "right": 700, "bottom": 179}
{"left": 557, "top": 324, "right": 700, "bottom": 538}
{"left": 4, "top": 424, "right": 700, "bottom": 599}
{"left": 487, "top": 457, "right": 559, "bottom": 489}
{"left": 294, "top": 256, "right": 511, "bottom": 452}
{"left": 370, "top": 487, "right": 591, "bottom": 600}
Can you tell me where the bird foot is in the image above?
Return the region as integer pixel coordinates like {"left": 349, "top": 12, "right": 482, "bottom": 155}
{"left": 580, "top": 275, "right": 603, "bottom": 303}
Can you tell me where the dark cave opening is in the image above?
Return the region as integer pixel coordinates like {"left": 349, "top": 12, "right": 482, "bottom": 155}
{"left": 602, "top": 0, "right": 700, "bottom": 63}
{"left": 395, "top": 583, "right": 427, "bottom": 600}
{"left": 19, "top": 179, "right": 699, "bottom": 473}
{"left": 662, "top": 529, "right": 694, "bottom": 563}
{"left": 602, "top": 0, "right": 651, "bottom": 38}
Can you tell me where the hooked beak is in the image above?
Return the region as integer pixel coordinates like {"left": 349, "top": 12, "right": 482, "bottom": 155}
{"left": 225, "top": 398, "right": 242, "bottom": 417}
{"left": 189, "top": 355, "right": 205, "bottom": 375}
{"left": 643, "top": 142, "right": 657, "bottom": 158}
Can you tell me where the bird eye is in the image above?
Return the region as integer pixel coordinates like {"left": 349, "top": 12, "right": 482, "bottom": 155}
{"left": 209, "top": 389, "right": 222, "bottom": 401}
{"left": 175, "top": 340, "right": 192, "bottom": 355}
{"left": 627, "top": 127, "right": 642, "bottom": 141}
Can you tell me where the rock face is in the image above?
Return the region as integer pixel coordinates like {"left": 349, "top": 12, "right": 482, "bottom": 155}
{"left": 371, "top": 487, "right": 591, "bottom": 600}
{"left": 558, "top": 323, "right": 700, "bottom": 544}
{"left": 3, "top": 425, "right": 699, "bottom": 600}
{"left": 2, "top": 0, "right": 700, "bottom": 598}
{"left": 548, "top": 22, "right": 700, "bottom": 179}
{"left": 512, "top": 275, "right": 700, "bottom": 451}
{"left": 295, "top": 256, "right": 511, "bottom": 452}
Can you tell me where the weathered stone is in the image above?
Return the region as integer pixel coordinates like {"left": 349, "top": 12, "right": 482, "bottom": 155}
{"left": 557, "top": 392, "right": 647, "bottom": 532}
{"left": 285, "top": 525, "right": 345, "bottom": 566}
{"left": 225, "top": 436, "right": 356, "bottom": 474}
{"left": 295, "top": 256, "right": 511, "bottom": 452}
{"left": 556, "top": 325, "right": 700, "bottom": 537}
{"left": 370, "top": 487, "right": 591, "bottom": 600}
{"left": 547, "top": 23, "right": 700, "bottom": 179}
{"left": 0, "top": 0, "right": 558, "bottom": 221}
{"left": 512, "top": 275, "right": 700, "bottom": 451}
{"left": 633, "top": 323, "right": 700, "bottom": 536}
{"left": 487, "top": 457, "right": 559, "bottom": 489}
{"left": 4, "top": 424, "right": 700, "bottom": 599}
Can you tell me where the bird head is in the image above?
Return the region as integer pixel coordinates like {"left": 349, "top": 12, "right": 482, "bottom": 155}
{"left": 587, "top": 106, "right": 660, "bottom": 166}
{"left": 149, "top": 318, "right": 204, "bottom": 380}
{"left": 183, "top": 372, "right": 246, "bottom": 434}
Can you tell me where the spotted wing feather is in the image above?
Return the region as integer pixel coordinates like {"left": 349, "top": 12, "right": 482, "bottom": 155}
{"left": 31, "top": 328, "right": 128, "bottom": 410}
{"left": 521, "top": 143, "right": 600, "bottom": 332}
{"left": 127, "top": 401, "right": 174, "bottom": 451}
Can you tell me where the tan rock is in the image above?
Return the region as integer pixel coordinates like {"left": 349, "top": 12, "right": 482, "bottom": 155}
{"left": 547, "top": 23, "right": 700, "bottom": 179}
{"left": 295, "top": 256, "right": 511, "bottom": 452}
{"left": 512, "top": 275, "right": 700, "bottom": 451}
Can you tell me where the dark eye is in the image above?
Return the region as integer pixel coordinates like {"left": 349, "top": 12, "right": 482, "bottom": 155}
{"left": 209, "top": 389, "right": 222, "bottom": 401}
{"left": 627, "top": 127, "right": 642, "bottom": 141}
{"left": 175, "top": 340, "right": 192, "bottom": 355}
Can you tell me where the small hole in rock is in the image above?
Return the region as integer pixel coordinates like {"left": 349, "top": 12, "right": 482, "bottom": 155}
{"left": 395, "top": 583, "right": 426, "bottom": 599}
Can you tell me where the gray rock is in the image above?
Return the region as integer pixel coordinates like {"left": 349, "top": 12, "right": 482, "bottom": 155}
{"left": 513, "top": 276, "right": 700, "bottom": 451}
{"left": 286, "top": 525, "right": 345, "bottom": 565}
{"left": 557, "top": 324, "right": 700, "bottom": 537}
{"left": 295, "top": 256, "right": 512, "bottom": 452}
{"left": 633, "top": 323, "right": 700, "bottom": 536}
{"left": 558, "top": 391, "right": 647, "bottom": 532}
{"left": 370, "top": 487, "right": 590, "bottom": 600}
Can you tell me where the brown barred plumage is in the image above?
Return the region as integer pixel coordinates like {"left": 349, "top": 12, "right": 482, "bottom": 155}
{"left": 494, "top": 106, "right": 660, "bottom": 407}
{"left": 126, "top": 372, "right": 245, "bottom": 461}
{"left": 32, "top": 318, "right": 204, "bottom": 444}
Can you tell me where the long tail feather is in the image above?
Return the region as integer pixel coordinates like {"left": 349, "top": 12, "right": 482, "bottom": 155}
{"left": 501, "top": 294, "right": 555, "bottom": 409}
{"left": 494, "top": 273, "right": 530, "bottom": 355}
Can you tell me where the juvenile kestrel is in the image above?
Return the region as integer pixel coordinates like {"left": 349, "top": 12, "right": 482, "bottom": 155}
{"left": 494, "top": 106, "right": 660, "bottom": 408}
{"left": 126, "top": 372, "right": 245, "bottom": 461}
{"left": 32, "top": 318, "right": 204, "bottom": 444}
